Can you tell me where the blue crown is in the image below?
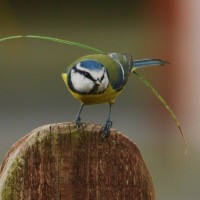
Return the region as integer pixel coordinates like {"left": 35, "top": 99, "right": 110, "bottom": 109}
{"left": 80, "top": 60, "right": 104, "bottom": 71}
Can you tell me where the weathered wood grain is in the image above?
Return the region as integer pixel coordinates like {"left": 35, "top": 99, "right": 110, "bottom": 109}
{"left": 0, "top": 122, "right": 155, "bottom": 200}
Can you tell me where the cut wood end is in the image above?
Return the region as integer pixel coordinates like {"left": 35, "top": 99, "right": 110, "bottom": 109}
{"left": 0, "top": 122, "right": 155, "bottom": 200}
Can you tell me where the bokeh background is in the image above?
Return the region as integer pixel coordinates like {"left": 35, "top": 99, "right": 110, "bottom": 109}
{"left": 0, "top": 0, "right": 199, "bottom": 199}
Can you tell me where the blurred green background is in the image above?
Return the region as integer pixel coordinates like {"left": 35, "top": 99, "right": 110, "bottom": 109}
{"left": 0, "top": 1, "right": 200, "bottom": 199}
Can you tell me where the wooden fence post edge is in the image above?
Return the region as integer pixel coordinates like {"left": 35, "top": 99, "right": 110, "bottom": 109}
{"left": 0, "top": 122, "right": 155, "bottom": 200}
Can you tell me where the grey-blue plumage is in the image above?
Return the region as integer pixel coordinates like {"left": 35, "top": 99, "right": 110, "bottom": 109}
{"left": 132, "top": 59, "right": 169, "bottom": 68}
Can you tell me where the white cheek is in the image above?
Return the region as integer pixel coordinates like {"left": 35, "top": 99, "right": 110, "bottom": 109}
{"left": 71, "top": 73, "right": 94, "bottom": 93}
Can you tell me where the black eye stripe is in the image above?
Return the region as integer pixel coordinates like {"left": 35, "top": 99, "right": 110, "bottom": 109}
{"left": 84, "top": 72, "right": 95, "bottom": 82}
{"left": 101, "top": 73, "right": 105, "bottom": 81}
{"left": 73, "top": 66, "right": 96, "bottom": 82}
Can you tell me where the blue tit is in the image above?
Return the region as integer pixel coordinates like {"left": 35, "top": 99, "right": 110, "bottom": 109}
{"left": 62, "top": 53, "right": 167, "bottom": 138}
{"left": 0, "top": 35, "right": 186, "bottom": 150}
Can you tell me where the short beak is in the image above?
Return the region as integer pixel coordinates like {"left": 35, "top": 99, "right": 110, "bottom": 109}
{"left": 95, "top": 79, "right": 101, "bottom": 85}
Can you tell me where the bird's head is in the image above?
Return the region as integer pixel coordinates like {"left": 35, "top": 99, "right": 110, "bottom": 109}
{"left": 68, "top": 60, "right": 109, "bottom": 94}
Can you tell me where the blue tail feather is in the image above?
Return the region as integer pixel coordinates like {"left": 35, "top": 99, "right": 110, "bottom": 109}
{"left": 132, "top": 59, "right": 169, "bottom": 68}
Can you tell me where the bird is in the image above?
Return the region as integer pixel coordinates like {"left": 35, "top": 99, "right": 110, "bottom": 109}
{"left": 20, "top": 36, "right": 182, "bottom": 144}
{"left": 0, "top": 35, "right": 186, "bottom": 150}
{"left": 62, "top": 52, "right": 168, "bottom": 138}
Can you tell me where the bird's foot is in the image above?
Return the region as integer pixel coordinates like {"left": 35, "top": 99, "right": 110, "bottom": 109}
{"left": 75, "top": 116, "right": 81, "bottom": 129}
{"left": 101, "top": 120, "right": 113, "bottom": 138}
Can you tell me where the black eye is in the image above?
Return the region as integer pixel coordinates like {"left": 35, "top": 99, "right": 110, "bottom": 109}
{"left": 82, "top": 71, "right": 94, "bottom": 80}
{"left": 101, "top": 69, "right": 107, "bottom": 81}
{"left": 83, "top": 72, "right": 88, "bottom": 76}
{"left": 101, "top": 73, "right": 104, "bottom": 81}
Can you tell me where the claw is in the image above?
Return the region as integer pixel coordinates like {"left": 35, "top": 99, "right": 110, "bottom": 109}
{"left": 101, "top": 120, "right": 113, "bottom": 138}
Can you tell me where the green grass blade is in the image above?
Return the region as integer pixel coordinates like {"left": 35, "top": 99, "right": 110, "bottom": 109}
{"left": 25, "top": 35, "right": 105, "bottom": 54}
{"left": 0, "top": 35, "right": 23, "bottom": 42}
{"left": 133, "top": 71, "right": 187, "bottom": 154}
{"left": 0, "top": 35, "right": 105, "bottom": 54}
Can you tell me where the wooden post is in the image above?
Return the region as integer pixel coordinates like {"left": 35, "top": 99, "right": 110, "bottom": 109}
{"left": 0, "top": 122, "right": 155, "bottom": 200}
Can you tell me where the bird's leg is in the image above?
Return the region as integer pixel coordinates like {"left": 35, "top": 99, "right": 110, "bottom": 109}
{"left": 75, "top": 103, "right": 84, "bottom": 128}
{"left": 102, "top": 103, "right": 113, "bottom": 138}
